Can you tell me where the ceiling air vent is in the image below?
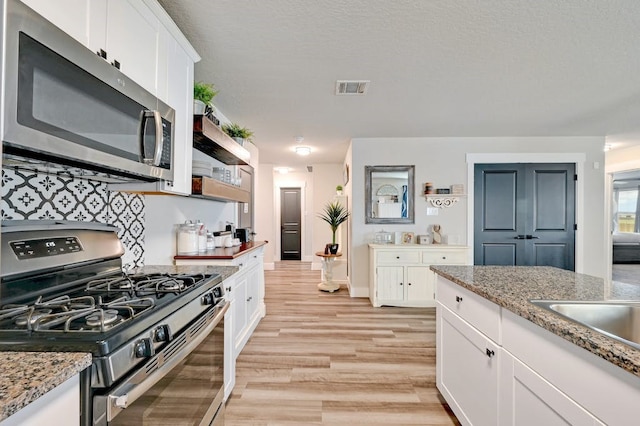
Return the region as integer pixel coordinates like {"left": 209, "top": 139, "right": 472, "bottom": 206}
{"left": 336, "top": 80, "right": 370, "bottom": 95}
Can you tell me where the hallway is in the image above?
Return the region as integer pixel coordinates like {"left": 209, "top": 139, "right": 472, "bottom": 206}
{"left": 224, "top": 261, "right": 459, "bottom": 425}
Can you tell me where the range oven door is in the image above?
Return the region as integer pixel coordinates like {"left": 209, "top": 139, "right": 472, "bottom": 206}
{"left": 3, "top": 0, "right": 174, "bottom": 182}
{"left": 93, "top": 302, "right": 229, "bottom": 426}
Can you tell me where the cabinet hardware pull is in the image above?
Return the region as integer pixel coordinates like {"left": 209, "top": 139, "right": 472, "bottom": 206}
{"left": 400, "top": 282, "right": 403, "bottom": 286}
{"left": 456, "top": 296, "right": 463, "bottom": 302}
{"left": 396, "top": 256, "right": 400, "bottom": 259}
{"left": 408, "top": 282, "right": 412, "bottom": 286}
{"left": 225, "top": 287, "right": 231, "bottom": 292}
{"left": 486, "top": 348, "right": 495, "bottom": 358}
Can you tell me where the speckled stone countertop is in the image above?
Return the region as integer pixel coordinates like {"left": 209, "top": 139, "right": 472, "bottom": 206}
{"left": 430, "top": 265, "right": 640, "bottom": 378}
{"left": 129, "top": 264, "right": 240, "bottom": 282}
{"left": 0, "top": 263, "right": 237, "bottom": 422}
{"left": 0, "top": 352, "right": 91, "bottom": 421}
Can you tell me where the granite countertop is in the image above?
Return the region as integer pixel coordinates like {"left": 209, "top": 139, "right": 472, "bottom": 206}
{"left": 130, "top": 264, "right": 240, "bottom": 282}
{"left": 0, "top": 352, "right": 91, "bottom": 422}
{"left": 430, "top": 265, "right": 640, "bottom": 378}
{"left": 174, "top": 240, "right": 267, "bottom": 260}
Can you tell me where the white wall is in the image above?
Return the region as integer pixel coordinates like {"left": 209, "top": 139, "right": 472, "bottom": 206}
{"left": 350, "top": 136, "right": 606, "bottom": 297}
{"left": 144, "top": 195, "right": 236, "bottom": 265}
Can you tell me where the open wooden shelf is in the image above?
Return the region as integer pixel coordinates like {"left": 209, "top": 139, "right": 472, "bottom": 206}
{"left": 192, "top": 176, "right": 250, "bottom": 203}
{"left": 193, "top": 115, "right": 250, "bottom": 165}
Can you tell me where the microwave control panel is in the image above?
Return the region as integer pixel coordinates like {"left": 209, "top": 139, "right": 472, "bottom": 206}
{"left": 10, "top": 237, "right": 83, "bottom": 259}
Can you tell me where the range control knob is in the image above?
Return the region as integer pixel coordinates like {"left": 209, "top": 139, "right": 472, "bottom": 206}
{"left": 201, "top": 292, "right": 215, "bottom": 305}
{"left": 212, "top": 286, "right": 223, "bottom": 298}
{"left": 153, "top": 324, "right": 172, "bottom": 343}
{"left": 134, "top": 338, "right": 155, "bottom": 358}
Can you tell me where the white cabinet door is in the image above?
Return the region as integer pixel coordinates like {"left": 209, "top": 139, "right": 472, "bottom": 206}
{"left": 21, "top": 0, "right": 91, "bottom": 45}
{"left": 100, "top": 0, "right": 160, "bottom": 94}
{"left": 438, "top": 304, "right": 499, "bottom": 426}
{"left": 376, "top": 266, "right": 404, "bottom": 302}
{"left": 223, "top": 277, "right": 236, "bottom": 401}
{"left": 500, "top": 352, "right": 604, "bottom": 426}
{"left": 160, "top": 34, "right": 194, "bottom": 195}
{"left": 406, "top": 266, "right": 430, "bottom": 302}
{"left": 232, "top": 274, "right": 248, "bottom": 353}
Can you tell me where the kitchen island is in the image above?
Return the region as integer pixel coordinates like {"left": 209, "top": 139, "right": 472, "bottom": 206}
{"left": 431, "top": 265, "right": 640, "bottom": 425}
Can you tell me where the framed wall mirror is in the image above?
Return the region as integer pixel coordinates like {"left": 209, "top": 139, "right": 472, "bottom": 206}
{"left": 365, "top": 165, "right": 415, "bottom": 224}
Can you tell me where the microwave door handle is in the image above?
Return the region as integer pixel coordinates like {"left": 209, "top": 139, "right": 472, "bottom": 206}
{"left": 104, "top": 302, "right": 229, "bottom": 421}
{"left": 139, "top": 110, "right": 163, "bottom": 166}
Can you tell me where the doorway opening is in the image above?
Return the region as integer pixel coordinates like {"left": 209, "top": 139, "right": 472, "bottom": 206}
{"left": 611, "top": 169, "right": 640, "bottom": 285}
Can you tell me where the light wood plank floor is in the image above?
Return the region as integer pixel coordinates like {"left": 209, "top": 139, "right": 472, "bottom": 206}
{"left": 224, "top": 261, "right": 460, "bottom": 425}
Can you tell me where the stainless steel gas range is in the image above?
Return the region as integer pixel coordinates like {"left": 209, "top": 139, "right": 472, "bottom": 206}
{"left": 0, "top": 221, "right": 227, "bottom": 426}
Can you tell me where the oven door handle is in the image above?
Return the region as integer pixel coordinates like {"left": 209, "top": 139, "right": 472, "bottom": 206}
{"left": 105, "top": 301, "right": 229, "bottom": 421}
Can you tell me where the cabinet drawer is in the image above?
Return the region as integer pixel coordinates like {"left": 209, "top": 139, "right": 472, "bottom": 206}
{"left": 423, "top": 250, "right": 467, "bottom": 265}
{"left": 436, "top": 276, "right": 500, "bottom": 342}
{"left": 377, "top": 250, "right": 420, "bottom": 264}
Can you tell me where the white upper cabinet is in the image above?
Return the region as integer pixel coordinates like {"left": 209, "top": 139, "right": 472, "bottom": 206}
{"left": 23, "top": 0, "right": 162, "bottom": 96}
{"left": 89, "top": 0, "right": 161, "bottom": 95}
{"left": 21, "top": 0, "right": 91, "bottom": 45}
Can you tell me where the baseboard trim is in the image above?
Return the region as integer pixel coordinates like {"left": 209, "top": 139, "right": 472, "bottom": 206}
{"left": 348, "top": 286, "right": 369, "bottom": 298}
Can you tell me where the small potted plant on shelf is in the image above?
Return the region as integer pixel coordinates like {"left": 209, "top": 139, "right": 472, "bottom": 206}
{"left": 193, "top": 81, "right": 218, "bottom": 120}
{"left": 318, "top": 201, "right": 350, "bottom": 254}
{"left": 222, "top": 123, "right": 254, "bottom": 146}
{"left": 336, "top": 185, "right": 343, "bottom": 195}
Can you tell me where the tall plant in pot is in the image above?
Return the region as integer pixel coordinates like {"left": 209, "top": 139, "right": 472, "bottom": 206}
{"left": 318, "top": 201, "right": 350, "bottom": 254}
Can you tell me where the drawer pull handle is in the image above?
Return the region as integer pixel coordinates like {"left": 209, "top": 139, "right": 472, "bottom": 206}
{"left": 396, "top": 256, "right": 400, "bottom": 259}
{"left": 486, "top": 348, "right": 495, "bottom": 358}
{"left": 225, "top": 287, "right": 231, "bottom": 292}
{"left": 400, "top": 282, "right": 403, "bottom": 286}
{"left": 455, "top": 296, "right": 463, "bottom": 302}
{"left": 408, "top": 282, "right": 412, "bottom": 286}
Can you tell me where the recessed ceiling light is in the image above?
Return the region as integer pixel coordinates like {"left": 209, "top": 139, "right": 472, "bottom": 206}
{"left": 295, "top": 146, "right": 311, "bottom": 156}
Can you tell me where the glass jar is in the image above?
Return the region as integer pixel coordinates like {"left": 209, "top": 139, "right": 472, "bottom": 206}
{"left": 374, "top": 230, "right": 393, "bottom": 244}
{"left": 177, "top": 221, "right": 198, "bottom": 254}
{"left": 195, "top": 220, "right": 207, "bottom": 252}
{"left": 206, "top": 232, "right": 215, "bottom": 251}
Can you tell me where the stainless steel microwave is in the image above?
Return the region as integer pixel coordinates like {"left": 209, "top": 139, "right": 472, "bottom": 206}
{"left": 2, "top": 0, "right": 175, "bottom": 182}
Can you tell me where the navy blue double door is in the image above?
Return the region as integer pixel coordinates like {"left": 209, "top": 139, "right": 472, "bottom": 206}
{"left": 474, "top": 163, "right": 576, "bottom": 271}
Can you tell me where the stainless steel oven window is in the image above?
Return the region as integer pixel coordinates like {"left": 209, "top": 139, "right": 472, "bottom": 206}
{"left": 95, "top": 303, "right": 227, "bottom": 426}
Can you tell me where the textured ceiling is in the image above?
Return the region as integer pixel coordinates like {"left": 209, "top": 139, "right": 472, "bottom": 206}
{"left": 158, "top": 0, "right": 640, "bottom": 170}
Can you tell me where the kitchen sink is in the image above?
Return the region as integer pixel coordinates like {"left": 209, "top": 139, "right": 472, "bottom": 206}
{"left": 529, "top": 300, "right": 640, "bottom": 351}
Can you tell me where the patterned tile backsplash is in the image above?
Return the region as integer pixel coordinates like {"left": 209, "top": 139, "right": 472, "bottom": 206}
{"left": 1, "top": 168, "right": 145, "bottom": 268}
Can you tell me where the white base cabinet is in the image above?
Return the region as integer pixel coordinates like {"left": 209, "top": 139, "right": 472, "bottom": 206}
{"left": 176, "top": 246, "right": 266, "bottom": 401}
{"left": 0, "top": 374, "right": 80, "bottom": 426}
{"left": 369, "top": 244, "right": 468, "bottom": 307}
{"left": 436, "top": 275, "right": 640, "bottom": 426}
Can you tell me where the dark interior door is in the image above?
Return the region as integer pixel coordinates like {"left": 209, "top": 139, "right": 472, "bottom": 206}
{"left": 280, "top": 187, "right": 301, "bottom": 260}
{"left": 474, "top": 163, "right": 575, "bottom": 270}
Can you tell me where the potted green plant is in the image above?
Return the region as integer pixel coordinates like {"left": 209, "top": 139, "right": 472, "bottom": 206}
{"left": 193, "top": 81, "right": 218, "bottom": 115}
{"left": 336, "top": 185, "right": 343, "bottom": 195}
{"left": 222, "top": 123, "right": 254, "bottom": 146}
{"left": 318, "top": 201, "right": 350, "bottom": 254}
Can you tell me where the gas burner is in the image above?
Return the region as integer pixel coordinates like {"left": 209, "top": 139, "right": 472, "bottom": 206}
{"left": 86, "top": 309, "right": 120, "bottom": 327}
{"left": 14, "top": 309, "right": 53, "bottom": 326}
{"left": 86, "top": 275, "right": 135, "bottom": 293}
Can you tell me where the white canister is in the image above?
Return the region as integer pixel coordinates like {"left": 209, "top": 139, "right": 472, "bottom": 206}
{"left": 224, "top": 236, "right": 233, "bottom": 247}
{"left": 214, "top": 235, "right": 224, "bottom": 247}
{"left": 177, "top": 222, "right": 198, "bottom": 254}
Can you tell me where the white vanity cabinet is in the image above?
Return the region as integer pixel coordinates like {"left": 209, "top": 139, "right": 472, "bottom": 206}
{"left": 368, "top": 244, "right": 468, "bottom": 307}
{"left": 436, "top": 276, "right": 500, "bottom": 425}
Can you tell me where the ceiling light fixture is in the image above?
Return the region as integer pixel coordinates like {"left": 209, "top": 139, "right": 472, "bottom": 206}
{"left": 295, "top": 146, "right": 311, "bottom": 156}
{"left": 274, "top": 167, "right": 290, "bottom": 174}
